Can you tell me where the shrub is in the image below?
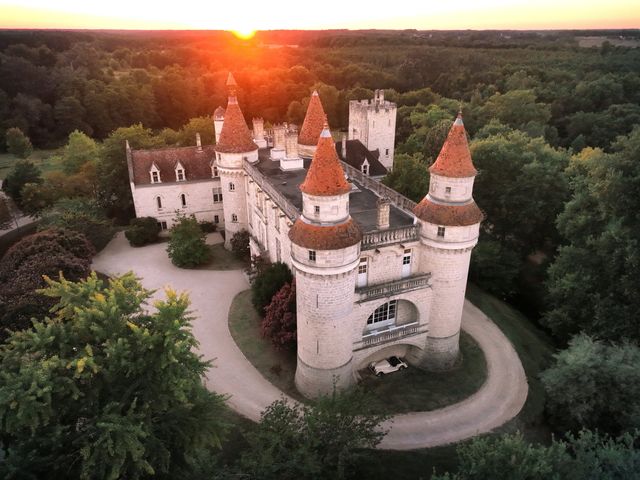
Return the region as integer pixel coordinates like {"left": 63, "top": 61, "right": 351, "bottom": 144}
{"left": 199, "top": 220, "right": 217, "bottom": 233}
{"left": 262, "top": 281, "right": 297, "bottom": 350}
{"left": 125, "top": 216, "right": 160, "bottom": 246}
{"left": 231, "top": 229, "right": 250, "bottom": 260}
{"left": 167, "top": 215, "right": 211, "bottom": 268}
{"left": 38, "top": 198, "right": 115, "bottom": 251}
{"left": 251, "top": 262, "right": 293, "bottom": 315}
{"left": 3, "top": 160, "right": 42, "bottom": 202}
{"left": 5, "top": 127, "right": 33, "bottom": 159}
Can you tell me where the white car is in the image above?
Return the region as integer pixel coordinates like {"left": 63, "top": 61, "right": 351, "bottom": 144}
{"left": 369, "top": 356, "right": 408, "bottom": 376}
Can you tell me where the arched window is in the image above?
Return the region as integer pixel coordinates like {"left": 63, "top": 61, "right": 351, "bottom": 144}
{"left": 181, "top": 194, "right": 187, "bottom": 207}
{"left": 366, "top": 300, "right": 397, "bottom": 330}
{"left": 156, "top": 196, "right": 162, "bottom": 210}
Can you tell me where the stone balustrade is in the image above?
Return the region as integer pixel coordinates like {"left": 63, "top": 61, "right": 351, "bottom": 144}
{"left": 361, "top": 224, "right": 420, "bottom": 250}
{"left": 355, "top": 321, "right": 426, "bottom": 350}
{"left": 356, "top": 273, "right": 431, "bottom": 303}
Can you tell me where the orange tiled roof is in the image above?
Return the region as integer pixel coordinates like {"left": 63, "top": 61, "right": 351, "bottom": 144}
{"left": 429, "top": 114, "right": 477, "bottom": 178}
{"left": 298, "top": 91, "right": 327, "bottom": 146}
{"left": 215, "top": 97, "right": 258, "bottom": 154}
{"left": 299, "top": 126, "right": 351, "bottom": 196}
{"left": 414, "top": 197, "right": 484, "bottom": 226}
{"left": 288, "top": 217, "right": 362, "bottom": 250}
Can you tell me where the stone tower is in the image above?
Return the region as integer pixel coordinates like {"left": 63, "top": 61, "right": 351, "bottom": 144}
{"left": 289, "top": 122, "right": 363, "bottom": 398}
{"left": 348, "top": 89, "right": 397, "bottom": 170}
{"left": 414, "top": 113, "right": 483, "bottom": 370}
{"left": 297, "top": 91, "right": 327, "bottom": 158}
{"left": 215, "top": 73, "right": 259, "bottom": 249}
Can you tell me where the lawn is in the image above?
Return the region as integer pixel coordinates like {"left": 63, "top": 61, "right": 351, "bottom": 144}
{"left": 228, "top": 289, "right": 487, "bottom": 412}
{"left": 0, "top": 149, "right": 63, "bottom": 179}
{"left": 199, "top": 243, "right": 248, "bottom": 271}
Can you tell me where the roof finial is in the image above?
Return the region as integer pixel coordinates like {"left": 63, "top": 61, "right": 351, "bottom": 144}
{"left": 454, "top": 105, "right": 464, "bottom": 126}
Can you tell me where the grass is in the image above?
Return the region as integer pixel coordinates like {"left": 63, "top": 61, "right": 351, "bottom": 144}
{"left": 199, "top": 243, "right": 248, "bottom": 271}
{"left": 0, "top": 149, "right": 63, "bottom": 179}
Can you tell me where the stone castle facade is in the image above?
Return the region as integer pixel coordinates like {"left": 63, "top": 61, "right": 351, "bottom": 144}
{"left": 127, "top": 73, "right": 483, "bottom": 398}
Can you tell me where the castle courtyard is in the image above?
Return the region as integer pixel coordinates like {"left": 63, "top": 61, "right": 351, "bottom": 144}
{"left": 92, "top": 231, "right": 528, "bottom": 450}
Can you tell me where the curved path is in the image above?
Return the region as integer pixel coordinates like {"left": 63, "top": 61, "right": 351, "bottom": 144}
{"left": 93, "top": 233, "right": 528, "bottom": 450}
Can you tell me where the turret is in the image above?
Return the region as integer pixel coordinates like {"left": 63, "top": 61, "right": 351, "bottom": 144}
{"left": 214, "top": 106, "right": 225, "bottom": 143}
{"left": 414, "top": 113, "right": 483, "bottom": 370}
{"left": 215, "top": 72, "right": 259, "bottom": 249}
{"left": 297, "top": 91, "right": 327, "bottom": 158}
{"left": 289, "top": 122, "right": 362, "bottom": 398}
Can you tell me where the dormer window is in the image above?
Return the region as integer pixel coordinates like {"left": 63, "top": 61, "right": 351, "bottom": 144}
{"left": 150, "top": 166, "right": 161, "bottom": 184}
{"left": 176, "top": 169, "right": 185, "bottom": 181}
{"left": 361, "top": 163, "right": 369, "bottom": 175}
{"left": 212, "top": 165, "right": 219, "bottom": 178}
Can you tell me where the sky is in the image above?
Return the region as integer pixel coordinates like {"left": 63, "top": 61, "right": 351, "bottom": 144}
{"left": 0, "top": 0, "right": 638, "bottom": 31}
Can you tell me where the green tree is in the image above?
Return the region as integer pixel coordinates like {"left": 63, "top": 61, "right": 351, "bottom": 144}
{"left": 469, "top": 239, "right": 521, "bottom": 298}
{"left": 432, "top": 430, "right": 640, "bottom": 480}
{"left": 125, "top": 217, "right": 161, "bottom": 247}
{"left": 541, "top": 334, "right": 640, "bottom": 435}
{"left": 251, "top": 262, "right": 293, "bottom": 315}
{"left": 481, "top": 89, "right": 551, "bottom": 133}
{"left": 5, "top": 127, "right": 33, "bottom": 159}
{"left": 545, "top": 129, "right": 640, "bottom": 342}
{"left": 39, "top": 198, "right": 115, "bottom": 251}
{"left": 62, "top": 130, "right": 99, "bottom": 174}
{"left": 240, "top": 391, "right": 389, "bottom": 480}
{"left": 0, "top": 273, "right": 229, "bottom": 479}
{"left": 230, "top": 229, "right": 250, "bottom": 260}
{"left": 2, "top": 159, "right": 42, "bottom": 203}
{"left": 167, "top": 215, "right": 211, "bottom": 268}
{"left": 382, "top": 153, "right": 429, "bottom": 203}
{"left": 176, "top": 116, "right": 216, "bottom": 147}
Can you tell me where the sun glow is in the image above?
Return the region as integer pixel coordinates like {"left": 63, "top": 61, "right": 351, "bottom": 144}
{"left": 232, "top": 29, "right": 257, "bottom": 40}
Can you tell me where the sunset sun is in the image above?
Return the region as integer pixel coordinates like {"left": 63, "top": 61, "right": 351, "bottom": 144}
{"left": 232, "top": 28, "right": 256, "bottom": 40}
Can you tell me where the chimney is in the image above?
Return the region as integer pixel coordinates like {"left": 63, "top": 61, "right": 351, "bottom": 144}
{"left": 196, "top": 132, "right": 202, "bottom": 152}
{"left": 285, "top": 130, "right": 299, "bottom": 159}
{"left": 376, "top": 197, "right": 390, "bottom": 230}
{"left": 379, "top": 89, "right": 385, "bottom": 104}
{"left": 341, "top": 133, "right": 347, "bottom": 159}
{"left": 253, "top": 118, "right": 265, "bottom": 141}
{"left": 273, "top": 124, "right": 286, "bottom": 150}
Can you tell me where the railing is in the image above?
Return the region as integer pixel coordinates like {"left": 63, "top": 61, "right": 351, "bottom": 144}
{"left": 244, "top": 160, "right": 300, "bottom": 221}
{"left": 361, "top": 224, "right": 420, "bottom": 250}
{"left": 355, "top": 321, "right": 426, "bottom": 350}
{"left": 356, "top": 273, "right": 431, "bottom": 302}
{"left": 341, "top": 161, "right": 418, "bottom": 215}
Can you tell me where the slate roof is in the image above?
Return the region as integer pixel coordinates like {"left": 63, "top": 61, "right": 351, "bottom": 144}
{"left": 129, "top": 145, "right": 216, "bottom": 186}
{"left": 336, "top": 139, "right": 387, "bottom": 176}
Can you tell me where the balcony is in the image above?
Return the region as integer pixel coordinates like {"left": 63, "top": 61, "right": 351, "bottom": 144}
{"left": 354, "top": 321, "right": 426, "bottom": 350}
{"left": 355, "top": 274, "right": 431, "bottom": 303}
{"left": 361, "top": 224, "right": 420, "bottom": 250}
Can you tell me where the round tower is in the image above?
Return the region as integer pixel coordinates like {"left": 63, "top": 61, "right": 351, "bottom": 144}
{"left": 289, "top": 123, "right": 362, "bottom": 398}
{"left": 297, "top": 91, "right": 326, "bottom": 158}
{"left": 214, "top": 72, "right": 258, "bottom": 249}
{"left": 213, "top": 106, "right": 225, "bottom": 144}
{"left": 414, "top": 113, "right": 483, "bottom": 371}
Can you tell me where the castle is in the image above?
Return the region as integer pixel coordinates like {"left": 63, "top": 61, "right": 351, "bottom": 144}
{"left": 126, "top": 73, "right": 483, "bottom": 398}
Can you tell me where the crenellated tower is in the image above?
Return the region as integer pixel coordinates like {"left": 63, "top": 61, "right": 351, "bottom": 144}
{"left": 289, "top": 122, "right": 363, "bottom": 398}
{"left": 215, "top": 73, "right": 259, "bottom": 249}
{"left": 297, "top": 91, "right": 327, "bottom": 158}
{"left": 414, "top": 113, "right": 483, "bottom": 370}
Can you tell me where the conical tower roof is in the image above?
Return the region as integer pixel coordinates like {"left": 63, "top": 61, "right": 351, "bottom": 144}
{"left": 429, "top": 113, "right": 477, "bottom": 178}
{"left": 215, "top": 74, "right": 258, "bottom": 154}
{"left": 298, "top": 91, "right": 327, "bottom": 146}
{"left": 299, "top": 123, "right": 350, "bottom": 196}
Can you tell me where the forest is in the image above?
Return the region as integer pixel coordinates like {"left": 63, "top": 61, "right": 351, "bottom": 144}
{"left": 1, "top": 28, "right": 640, "bottom": 479}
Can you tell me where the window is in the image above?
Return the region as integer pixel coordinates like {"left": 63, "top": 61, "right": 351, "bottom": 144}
{"left": 357, "top": 257, "right": 368, "bottom": 288}
{"left": 151, "top": 171, "right": 160, "bottom": 183}
{"left": 308, "top": 250, "right": 316, "bottom": 262}
{"left": 229, "top": 182, "right": 235, "bottom": 192}
{"left": 314, "top": 205, "right": 320, "bottom": 215}
{"left": 437, "top": 226, "right": 445, "bottom": 237}
{"left": 385, "top": 148, "right": 389, "bottom": 156}
{"left": 176, "top": 169, "right": 185, "bottom": 181}
{"left": 157, "top": 221, "right": 168, "bottom": 231}
{"left": 361, "top": 164, "right": 369, "bottom": 175}
{"left": 232, "top": 213, "right": 238, "bottom": 223}
{"left": 212, "top": 187, "right": 223, "bottom": 203}
{"left": 217, "top": 153, "right": 221, "bottom": 160}
{"left": 402, "top": 249, "right": 412, "bottom": 265}
{"left": 358, "top": 259, "right": 368, "bottom": 275}
{"left": 212, "top": 166, "right": 219, "bottom": 178}
{"left": 445, "top": 186, "right": 451, "bottom": 195}
{"left": 180, "top": 194, "right": 187, "bottom": 207}
{"left": 367, "top": 300, "right": 398, "bottom": 326}
{"left": 276, "top": 238, "right": 281, "bottom": 262}
{"left": 274, "top": 211, "right": 280, "bottom": 232}
{"left": 156, "top": 196, "right": 162, "bottom": 210}
{"left": 214, "top": 215, "right": 219, "bottom": 224}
